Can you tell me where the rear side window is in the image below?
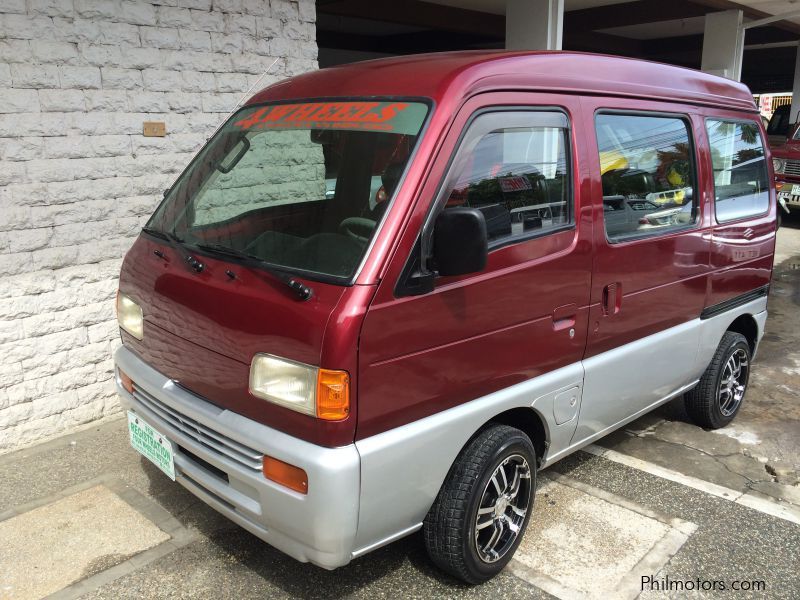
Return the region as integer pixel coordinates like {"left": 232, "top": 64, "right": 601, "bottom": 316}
{"left": 440, "top": 111, "right": 571, "bottom": 246}
{"left": 595, "top": 113, "right": 698, "bottom": 242}
{"left": 706, "top": 119, "right": 770, "bottom": 222}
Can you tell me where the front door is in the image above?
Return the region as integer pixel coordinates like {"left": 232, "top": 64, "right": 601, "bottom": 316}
{"left": 357, "top": 93, "right": 593, "bottom": 441}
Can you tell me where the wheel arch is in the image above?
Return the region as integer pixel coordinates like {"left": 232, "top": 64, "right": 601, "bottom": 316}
{"left": 726, "top": 313, "right": 759, "bottom": 354}
{"left": 483, "top": 406, "right": 549, "bottom": 468}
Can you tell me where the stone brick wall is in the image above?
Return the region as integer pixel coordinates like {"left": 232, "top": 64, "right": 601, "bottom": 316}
{"left": 0, "top": 0, "right": 318, "bottom": 453}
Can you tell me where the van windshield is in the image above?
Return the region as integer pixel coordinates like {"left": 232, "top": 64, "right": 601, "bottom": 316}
{"left": 146, "top": 100, "right": 429, "bottom": 281}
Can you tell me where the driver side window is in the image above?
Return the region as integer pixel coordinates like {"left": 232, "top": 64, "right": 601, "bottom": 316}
{"left": 440, "top": 110, "right": 573, "bottom": 247}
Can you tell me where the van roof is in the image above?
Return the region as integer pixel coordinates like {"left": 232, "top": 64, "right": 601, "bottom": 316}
{"left": 249, "top": 51, "right": 757, "bottom": 113}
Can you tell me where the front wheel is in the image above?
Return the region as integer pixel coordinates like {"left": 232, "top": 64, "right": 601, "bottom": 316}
{"left": 423, "top": 424, "right": 536, "bottom": 584}
{"left": 685, "top": 331, "right": 751, "bottom": 429}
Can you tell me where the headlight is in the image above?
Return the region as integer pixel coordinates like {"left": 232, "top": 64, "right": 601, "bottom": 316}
{"left": 773, "top": 158, "right": 785, "bottom": 174}
{"left": 116, "top": 292, "right": 143, "bottom": 340}
{"left": 249, "top": 354, "right": 350, "bottom": 420}
{"left": 249, "top": 355, "right": 317, "bottom": 416}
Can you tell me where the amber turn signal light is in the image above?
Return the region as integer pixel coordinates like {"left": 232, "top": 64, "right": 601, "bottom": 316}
{"left": 118, "top": 369, "right": 134, "bottom": 394}
{"left": 316, "top": 369, "right": 350, "bottom": 420}
{"left": 262, "top": 456, "right": 308, "bottom": 494}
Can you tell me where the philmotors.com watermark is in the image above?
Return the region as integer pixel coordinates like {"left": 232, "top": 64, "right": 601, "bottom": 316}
{"left": 642, "top": 575, "right": 766, "bottom": 592}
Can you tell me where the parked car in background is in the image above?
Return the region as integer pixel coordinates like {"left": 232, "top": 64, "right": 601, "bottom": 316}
{"left": 114, "top": 51, "right": 776, "bottom": 585}
{"left": 602, "top": 196, "right": 660, "bottom": 237}
{"left": 771, "top": 121, "right": 800, "bottom": 222}
{"left": 638, "top": 201, "right": 695, "bottom": 229}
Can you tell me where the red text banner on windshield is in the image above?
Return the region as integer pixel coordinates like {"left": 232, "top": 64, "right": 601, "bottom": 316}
{"left": 232, "top": 101, "right": 428, "bottom": 135}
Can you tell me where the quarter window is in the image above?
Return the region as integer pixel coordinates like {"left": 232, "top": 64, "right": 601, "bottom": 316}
{"left": 595, "top": 113, "right": 697, "bottom": 242}
{"left": 706, "top": 120, "right": 770, "bottom": 222}
{"left": 440, "top": 111, "right": 571, "bottom": 246}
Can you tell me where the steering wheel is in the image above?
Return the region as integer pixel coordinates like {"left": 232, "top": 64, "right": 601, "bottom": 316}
{"left": 339, "top": 217, "right": 377, "bottom": 244}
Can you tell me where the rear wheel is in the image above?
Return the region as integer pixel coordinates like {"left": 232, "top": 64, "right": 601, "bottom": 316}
{"left": 423, "top": 424, "right": 536, "bottom": 584}
{"left": 685, "top": 331, "right": 751, "bottom": 429}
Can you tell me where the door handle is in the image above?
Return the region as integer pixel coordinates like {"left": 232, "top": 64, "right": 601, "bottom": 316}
{"left": 602, "top": 283, "right": 622, "bottom": 316}
{"left": 552, "top": 303, "right": 577, "bottom": 331}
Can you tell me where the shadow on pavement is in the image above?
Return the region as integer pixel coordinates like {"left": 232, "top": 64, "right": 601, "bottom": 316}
{"left": 779, "top": 209, "right": 800, "bottom": 230}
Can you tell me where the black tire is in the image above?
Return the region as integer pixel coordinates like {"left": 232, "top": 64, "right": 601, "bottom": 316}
{"left": 685, "top": 331, "right": 751, "bottom": 429}
{"left": 423, "top": 424, "right": 536, "bottom": 584}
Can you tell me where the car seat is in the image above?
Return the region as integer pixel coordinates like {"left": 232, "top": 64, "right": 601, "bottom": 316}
{"left": 602, "top": 168, "right": 656, "bottom": 198}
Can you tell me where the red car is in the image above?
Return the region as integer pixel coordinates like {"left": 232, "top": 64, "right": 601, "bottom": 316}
{"left": 770, "top": 121, "right": 800, "bottom": 219}
{"left": 114, "top": 51, "right": 776, "bottom": 583}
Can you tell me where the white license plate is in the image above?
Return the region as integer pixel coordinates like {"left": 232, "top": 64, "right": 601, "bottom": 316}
{"left": 128, "top": 411, "right": 175, "bottom": 480}
{"left": 791, "top": 184, "right": 800, "bottom": 196}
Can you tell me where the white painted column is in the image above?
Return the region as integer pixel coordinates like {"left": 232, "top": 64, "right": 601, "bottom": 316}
{"left": 506, "top": 0, "right": 564, "bottom": 51}
{"left": 701, "top": 10, "right": 744, "bottom": 81}
{"left": 791, "top": 46, "right": 800, "bottom": 122}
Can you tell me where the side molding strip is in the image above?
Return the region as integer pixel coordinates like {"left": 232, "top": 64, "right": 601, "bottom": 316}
{"left": 700, "top": 285, "right": 769, "bottom": 320}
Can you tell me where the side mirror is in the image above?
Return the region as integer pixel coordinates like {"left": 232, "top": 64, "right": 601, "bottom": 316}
{"left": 433, "top": 207, "right": 488, "bottom": 277}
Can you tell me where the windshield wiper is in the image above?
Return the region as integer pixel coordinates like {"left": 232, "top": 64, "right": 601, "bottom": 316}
{"left": 195, "top": 243, "right": 313, "bottom": 301}
{"left": 141, "top": 226, "right": 168, "bottom": 241}
{"left": 142, "top": 226, "right": 205, "bottom": 273}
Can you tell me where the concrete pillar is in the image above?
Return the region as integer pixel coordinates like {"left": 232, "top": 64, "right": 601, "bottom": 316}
{"left": 791, "top": 46, "right": 800, "bottom": 122}
{"left": 506, "top": 0, "right": 564, "bottom": 51}
{"left": 701, "top": 10, "right": 744, "bottom": 81}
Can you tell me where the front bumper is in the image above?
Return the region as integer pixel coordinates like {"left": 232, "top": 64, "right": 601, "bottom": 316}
{"left": 114, "top": 346, "right": 360, "bottom": 569}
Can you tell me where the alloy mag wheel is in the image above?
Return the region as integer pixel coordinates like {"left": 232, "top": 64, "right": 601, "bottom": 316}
{"left": 685, "top": 331, "right": 751, "bottom": 429}
{"left": 424, "top": 424, "right": 537, "bottom": 584}
{"left": 717, "top": 347, "right": 749, "bottom": 417}
{"left": 474, "top": 454, "right": 532, "bottom": 563}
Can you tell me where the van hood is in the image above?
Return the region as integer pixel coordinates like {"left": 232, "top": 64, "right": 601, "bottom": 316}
{"left": 118, "top": 234, "right": 363, "bottom": 446}
{"left": 122, "top": 234, "right": 345, "bottom": 366}
{"left": 771, "top": 138, "right": 800, "bottom": 157}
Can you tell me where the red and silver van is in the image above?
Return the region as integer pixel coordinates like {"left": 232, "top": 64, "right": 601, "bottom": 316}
{"left": 115, "top": 51, "right": 776, "bottom": 583}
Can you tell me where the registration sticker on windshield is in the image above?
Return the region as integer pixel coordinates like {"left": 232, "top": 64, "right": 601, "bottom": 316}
{"left": 231, "top": 101, "right": 428, "bottom": 135}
